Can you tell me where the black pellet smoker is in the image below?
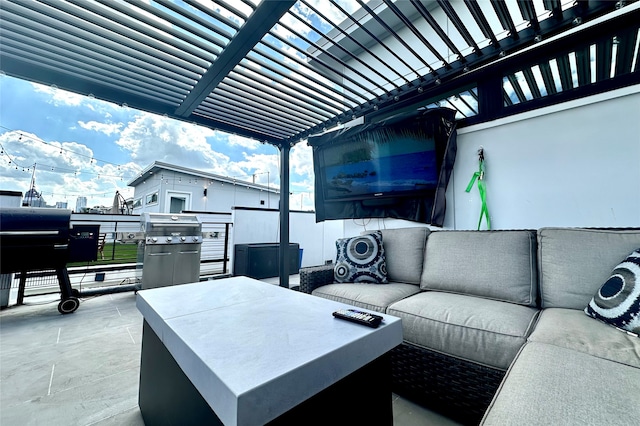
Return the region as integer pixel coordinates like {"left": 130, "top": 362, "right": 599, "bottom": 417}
{"left": 0, "top": 207, "right": 100, "bottom": 314}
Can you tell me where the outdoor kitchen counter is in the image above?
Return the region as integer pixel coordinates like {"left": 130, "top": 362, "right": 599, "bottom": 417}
{"left": 136, "top": 276, "right": 403, "bottom": 426}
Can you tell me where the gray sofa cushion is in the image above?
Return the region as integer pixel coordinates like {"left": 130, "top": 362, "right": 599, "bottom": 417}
{"left": 387, "top": 292, "right": 539, "bottom": 370}
{"left": 481, "top": 342, "right": 640, "bottom": 425}
{"left": 311, "top": 282, "right": 421, "bottom": 313}
{"left": 362, "top": 227, "right": 429, "bottom": 285}
{"left": 420, "top": 230, "right": 537, "bottom": 306}
{"left": 528, "top": 308, "right": 640, "bottom": 368}
{"left": 538, "top": 228, "right": 640, "bottom": 309}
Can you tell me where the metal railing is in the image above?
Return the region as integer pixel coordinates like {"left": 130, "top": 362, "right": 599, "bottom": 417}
{"left": 3, "top": 214, "right": 233, "bottom": 299}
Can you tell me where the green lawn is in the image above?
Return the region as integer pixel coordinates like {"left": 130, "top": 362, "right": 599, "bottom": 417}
{"left": 68, "top": 243, "right": 139, "bottom": 266}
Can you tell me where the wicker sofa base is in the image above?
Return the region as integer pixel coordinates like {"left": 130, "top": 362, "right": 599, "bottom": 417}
{"left": 391, "top": 342, "right": 505, "bottom": 425}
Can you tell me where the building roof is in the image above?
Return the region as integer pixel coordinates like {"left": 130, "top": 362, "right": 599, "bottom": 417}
{"left": 127, "top": 161, "right": 279, "bottom": 194}
{"left": 1, "top": 1, "right": 638, "bottom": 148}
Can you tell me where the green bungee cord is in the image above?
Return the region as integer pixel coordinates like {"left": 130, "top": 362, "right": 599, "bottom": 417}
{"left": 465, "top": 147, "right": 490, "bottom": 230}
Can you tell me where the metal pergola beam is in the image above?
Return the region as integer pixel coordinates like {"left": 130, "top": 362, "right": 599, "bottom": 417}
{"left": 302, "top": 2, "right": 638, "bottom": 139}
{"left": 294, "top": 0, "right": 625, "bottom": 143}
{"left": 174, "top": 0, "right": 296, "bottom": 117}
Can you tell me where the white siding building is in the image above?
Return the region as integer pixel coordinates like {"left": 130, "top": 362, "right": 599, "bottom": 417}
{"left": 127, "top": 161, "right": 280, "bottom": 214}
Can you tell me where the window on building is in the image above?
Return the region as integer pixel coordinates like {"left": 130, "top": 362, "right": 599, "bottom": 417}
{"left": 169, "top": 196, "right": 186, "bottom": 213}
{"left": 146, "top": 192, "right": 158, "bottom": 205}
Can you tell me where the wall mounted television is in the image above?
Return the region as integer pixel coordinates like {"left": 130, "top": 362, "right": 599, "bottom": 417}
{"left": 319, "top": 128, "right": 438, "bottom": 201}
{"left": 309, "top": 108, "right": 457, "bottom": 226}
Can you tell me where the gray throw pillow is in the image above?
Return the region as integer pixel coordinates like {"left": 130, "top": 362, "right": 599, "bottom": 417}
{"left": 584, "top": 248, "right": 640, "bottom": 336}
{"left": 334, "top": 232, "right": 388, "bottom": 284}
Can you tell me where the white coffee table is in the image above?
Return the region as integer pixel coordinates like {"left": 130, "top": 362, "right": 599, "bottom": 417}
{"left": 136, "top": 276, "right": 402, "bottom": 426}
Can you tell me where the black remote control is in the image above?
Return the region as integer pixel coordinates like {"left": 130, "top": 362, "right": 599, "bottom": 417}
{"left": 332, "top": 309, "right": 383, "bottom": 328}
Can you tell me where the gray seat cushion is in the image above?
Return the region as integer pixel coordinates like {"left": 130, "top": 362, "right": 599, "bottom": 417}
{"left": 528, "top": 308, "right": 640, "bottom": 368}
{"left": 378, "top": 227, "right": 429, "bottom": 285}
{"left": 420, "top": 230, "right": 537, "bottom": 306}
{"left": 538, "top": 228, "right": 640, "bottom": 309}
{"left": 481, "top": 342, "right": 640, "bottom": 425}
{"left": 311, "top": 282, "right": 421, "bottom": 313}
{"left": 387, "top": 292, "right": 539, "bottom": 370}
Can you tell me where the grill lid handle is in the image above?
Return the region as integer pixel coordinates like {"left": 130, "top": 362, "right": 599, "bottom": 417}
{"left": 0, "top": 230, "right": 59, "bottom": 236}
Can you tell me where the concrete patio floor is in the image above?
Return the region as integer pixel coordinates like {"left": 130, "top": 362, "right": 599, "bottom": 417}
{"left": 1, "top": 288, "right": 460, "bottom": 426}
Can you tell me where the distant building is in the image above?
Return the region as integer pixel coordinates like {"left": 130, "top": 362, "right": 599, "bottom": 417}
{"left": 127, "top": 161, "right": 280, "bottom": 214}
{"left": 75, "top": 196, "right": 87, "bottom": 213}
{"left": 55, "top": 201, "right": 68, "bottom": 209}
{"left": 87, "top": 205, "right": 112, "bottom": 214}
{"left": 22, "top": 188, "right": 47, "bottom": 207}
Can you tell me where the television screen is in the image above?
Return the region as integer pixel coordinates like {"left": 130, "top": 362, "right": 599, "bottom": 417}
{"left": 320, "top": 129, "right": 437, "bottom": 201}
{"left": 309, "top": 107, "right": 457, "bottom": 225}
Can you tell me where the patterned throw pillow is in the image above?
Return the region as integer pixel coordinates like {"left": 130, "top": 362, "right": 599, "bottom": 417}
{"left": 334, "top": 232, "right": 388, "bottom": 284}
{"left": 584, "top": 248, "right": 640, "bottom": 336}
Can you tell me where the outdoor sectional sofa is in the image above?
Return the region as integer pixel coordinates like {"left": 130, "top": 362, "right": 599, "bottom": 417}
{"left": 299, "top": 227, "right": 640, "bottom": 425}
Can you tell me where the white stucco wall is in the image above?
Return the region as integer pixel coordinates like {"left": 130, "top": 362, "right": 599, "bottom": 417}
{"left": 232, "top": 208, "right": 344, "bottom": 268}
{"left": 450, "top": 86, "right": 640, "bottom": 230}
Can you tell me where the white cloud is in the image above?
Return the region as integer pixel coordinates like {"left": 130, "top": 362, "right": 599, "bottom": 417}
{"left": 290, "top": 141, "right": 314, "bottom": 179}
{"left": 234, "top": 152, "right": 281, "bottom": 187}
{"left": 289, "top": 141, "right": 316, "bottom": 210}
{"left": 273, "top": 4, "right": 315, "bottom": 42}
{"left": 0, "top": 130, "right": 134, "bottom": 207}
{"left": 227, "top": 134, "right": 261, "bottom": 150}
{"left": 192, "top": 0, "right": 246, "bottom": 26}
{"left": 78, "top": 120, "right": 124, "bottom": 136}
{"left": 114, "top": 112, "right": 276, "bottom": 183}
{"left": 31, "top": 82, "right": 85, "bottom": 107}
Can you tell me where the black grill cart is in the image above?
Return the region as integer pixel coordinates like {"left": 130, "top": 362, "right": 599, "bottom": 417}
{"left": 0, "top": 207, "right": 99, "bottom": 314}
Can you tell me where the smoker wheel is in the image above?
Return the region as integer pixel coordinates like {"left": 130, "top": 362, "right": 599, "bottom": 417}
{"left": 58, "top": 297, "right": 80, "bottom": 314}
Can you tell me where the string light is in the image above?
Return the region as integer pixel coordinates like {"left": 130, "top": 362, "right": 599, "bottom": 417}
{"left": 0, "top": 125, "right": 124, "bottom": 169}
{"left": 0, "top": 142, "right": 137, "bottom": 180}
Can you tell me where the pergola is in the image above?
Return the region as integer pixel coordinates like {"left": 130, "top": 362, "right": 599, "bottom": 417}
{"left": 1, "top": 0, "right": 639, "bottom": 286}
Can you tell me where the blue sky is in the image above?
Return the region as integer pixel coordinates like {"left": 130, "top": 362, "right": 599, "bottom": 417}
{"left": 0, "top": 75, "right": 315, "bottom": 210}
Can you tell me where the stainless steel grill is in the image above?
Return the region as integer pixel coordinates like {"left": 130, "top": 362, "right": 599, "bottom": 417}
{"left": 138, "top": 213, "right": 202, "bottom": 290}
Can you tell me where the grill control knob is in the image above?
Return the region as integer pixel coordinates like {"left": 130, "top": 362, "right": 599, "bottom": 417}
{"left": 151, "top": 237, "right": 158, "bottom": 243}
{"left": 180, "top": 237, "right": 186, "bottom": 242}
{"left": 192, "top": 236, "right": 199, "bottom": 242}
{"left": 166, "top": 237, "right": 172, "bottom": 243}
